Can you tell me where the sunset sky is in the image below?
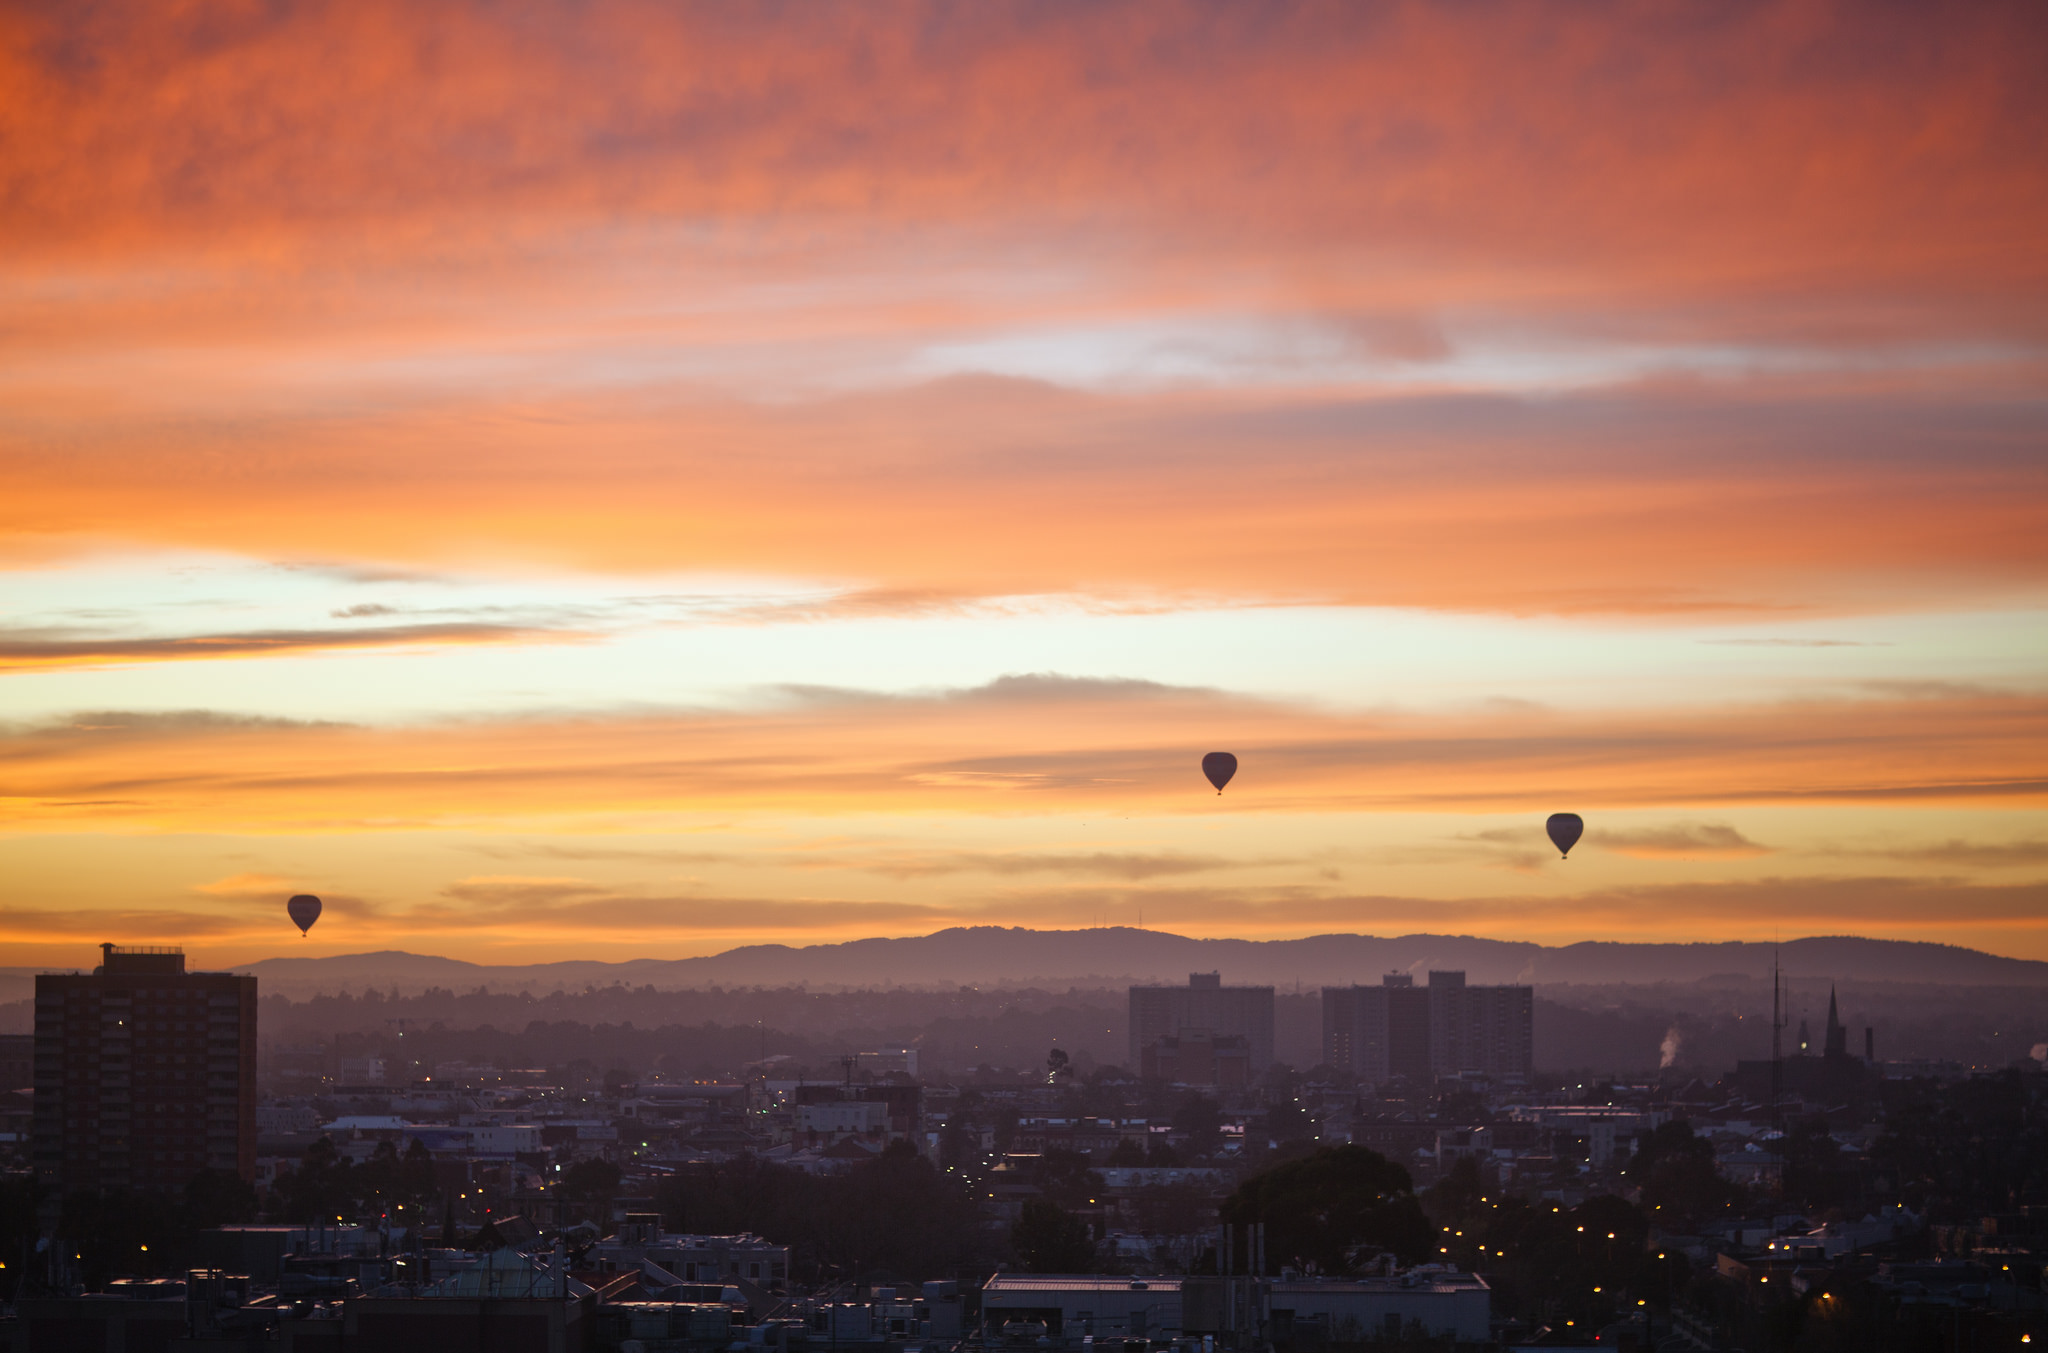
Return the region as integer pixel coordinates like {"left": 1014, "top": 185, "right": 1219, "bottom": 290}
{"left": 3, "top": 1, "right": 2045, "bottom": 967}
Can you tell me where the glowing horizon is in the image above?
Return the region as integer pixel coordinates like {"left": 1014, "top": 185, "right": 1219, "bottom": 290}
{"left": 2, "top": 1, "right": 2044, "bottom": 967}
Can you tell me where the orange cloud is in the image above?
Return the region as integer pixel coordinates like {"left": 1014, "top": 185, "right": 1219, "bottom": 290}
{"left": 192, "top": 871, "right": 303, "bottom": 896}
{"left": 0, "top": 680, "right": 2040, "bottom": 833}
{"left": 1591, "top": 823, "right": 1775, "bottom": 860}
{"left": 0, "top": 4, "right": 2042, "bottom": 614}
{"left": 5, "top": 381, "right": 2046, "bottom": 615}
{"left": 4, "top": 1, "right": 2043, "bottom": 313}
{"left": 0, "top": 622, "right": 582, "bottom": 671}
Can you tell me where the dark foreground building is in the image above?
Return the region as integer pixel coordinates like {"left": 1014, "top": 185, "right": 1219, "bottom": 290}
{"left": 33, "top": 943, "right": 258, "bottom": 1194}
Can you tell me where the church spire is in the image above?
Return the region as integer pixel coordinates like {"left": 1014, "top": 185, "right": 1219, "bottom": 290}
{"left": 1824, "top": 985, "right": 1848, "bottom": 1058}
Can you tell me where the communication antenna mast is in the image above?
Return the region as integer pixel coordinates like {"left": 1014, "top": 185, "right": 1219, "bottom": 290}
{"left": 1770, "top": 939, "right": 1785, "bottom": 1187}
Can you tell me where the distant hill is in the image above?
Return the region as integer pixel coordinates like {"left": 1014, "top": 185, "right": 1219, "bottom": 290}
{"left": 201, "top": 927, "right": 2048, "bottom": 997}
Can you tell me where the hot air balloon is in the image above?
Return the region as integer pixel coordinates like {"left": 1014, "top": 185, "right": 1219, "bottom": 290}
{"left": 1546, "top": 813, "right": 1585, "bottom": 859}
{"left": 286, "top": 894, "right": 322, "bottom": 936}
{"left": 1201, "top": 752, "right": 1238, "bottom": 794}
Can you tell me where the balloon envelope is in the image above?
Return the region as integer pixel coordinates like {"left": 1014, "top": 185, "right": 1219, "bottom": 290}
{"left": 286, "top": 894, "right": 322, "bottom": 935}
{"left": 1201, "top": 752, "right": 1238, "bottom": 793}
{"left": 1546, "top": 813, "right": 1585, "bottom": 858}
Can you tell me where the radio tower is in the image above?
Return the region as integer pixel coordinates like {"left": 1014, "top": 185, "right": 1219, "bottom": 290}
{"left": 1769, "top": 942, "right": 1785, "bottom": 1188}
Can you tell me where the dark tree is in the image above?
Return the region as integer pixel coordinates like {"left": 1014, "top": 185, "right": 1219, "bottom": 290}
{"left": 1872, "top": 1072, "right": 2048, "bottom": 1218}
{"left": 1621, "top": 1120, "right": 1743, "bottom": 1230}
{"left": 563, "top": 1158, "right": 623, "bottom": 1199}
{"left": 1011, "top": 1199, "right": 1097, "bottom": 1273}
{"left": 1469, "top": 1194, "right": 1665, "bottom": 1332}
{"left": 1031, "top": 1149, "right": 1103, "bottom": 1209}
{"left": 655, "top": 1143, "right": 986, "bottom": 1282}
{"left": 400, "top": 1138, "right": 439, "bottom": 1207}
{"left": 276, "top": 1136, "right": 359, "bottom": 1223}
{"left": 1220, "top": 1145, "right": 1432, "bottom": 1271}
{"left": 183, "top": 1169, "right": 258, "bottom": 1231}
{"left": 938, "top": 1117, "right": 978, "bottom": 1170}
{"left": 1104, "top": 1138, "right": 1148, "bottom": 1167}
{"left": 561, "top": 1158, "right": 623, "bottom": 1225}
{"left": 1424, "top": 1155, "right": 1487, "bottom": 1230}
{"left": 1261, "top": 1095, "right": 1315, "bottom": 1149}
{"left": 55, "top": 1189, "right": 185, "bottom": 1286}
{"left": 1134, "top": 1181, "right": 1213, "bottom": 1239}
{"left": 0, "top": 1174, "right": 41, "bottom": 1286}
{"left": 1781, "top": 1115, "right": 1852, "bottom": 1213}
{"left": 826, "top": 1141, "right": 985, "bottom": 1280}
{"left": 356, "top": 1141, "right": 404, "bottom": 1215}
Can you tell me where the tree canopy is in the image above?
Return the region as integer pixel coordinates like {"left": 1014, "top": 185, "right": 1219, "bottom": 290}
{"left": 1219, "top": 1145, "right": 1431, "bottom": 1271}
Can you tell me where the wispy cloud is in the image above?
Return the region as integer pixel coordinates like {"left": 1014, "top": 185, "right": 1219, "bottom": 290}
{"left": 1699, "top": 639, "right": 1888, "bottom": 648}
{"left": 0, "top": 623, "right": 586, "bottom": 671}
{"left": 1591, "top": 822, "right": 1774, "bottom": 859}
{"left": 822, "top": 851, "right": 1252, "bottom": 881}
{"left": 192, "top": 872, "right": 304, "bottom": 897}
{"left": 1829, "top": 838, "right": 2048, "bottom": 870}
{"left": 425, "top": 878, "right": 943, "bottom": 934}
{"left": 2, "top": 681, "right": 2039, "bottom": 832}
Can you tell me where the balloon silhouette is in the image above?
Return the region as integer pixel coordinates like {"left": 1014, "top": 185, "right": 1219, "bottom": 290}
{"left": 1546, "top": 813, "right": 1585, "bottom": 859}
{"left": 286, "top": 894, "right": 323, "bottom": 936}
{"left": 1201, "top": 752, "right": 1238, "bottom": 794}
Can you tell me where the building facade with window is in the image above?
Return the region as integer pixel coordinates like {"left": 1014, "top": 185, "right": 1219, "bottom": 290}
{"left": 1129, "top": 973, "right": 1275, "bottom": 1076}
{"left": 1322, "top": 971, "right": 1531, "bottom": 1084}
{"left": 34, "top": 944, "right": 258, "bottom": 1193}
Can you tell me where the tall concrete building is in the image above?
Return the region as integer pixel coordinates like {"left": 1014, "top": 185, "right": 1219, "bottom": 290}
{"left": 34, "top": 945, "right": 258, "bottom": 1195}
{"left": 1323, "top": 971, "right": 1531, "bottom": 1084}
{"left": 1323, "top": 973, "right": 1426, "bottom": 1083}
{"left": 1129, "top": 972, "right": 1275, "bottom": 1075}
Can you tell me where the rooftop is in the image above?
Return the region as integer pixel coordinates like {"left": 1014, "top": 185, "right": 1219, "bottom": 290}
{"left": 985, "top": 1274, "right": 1182, "bottom": 1293}
{"left": 1271, "top": 1273, "right": 1490, "bottom": 1294}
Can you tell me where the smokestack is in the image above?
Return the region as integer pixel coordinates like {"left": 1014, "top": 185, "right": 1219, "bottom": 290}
{"left": 1865, "top": 1027, "right": 1874, "bottom": 1063}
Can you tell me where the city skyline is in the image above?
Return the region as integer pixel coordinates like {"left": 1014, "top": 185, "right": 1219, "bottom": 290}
{"left": 3, "top": 2, "right": 2045, "bottom": 965}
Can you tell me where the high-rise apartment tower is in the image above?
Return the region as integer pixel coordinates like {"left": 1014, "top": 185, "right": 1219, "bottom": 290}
{"left": 34, "top": 945, "right": 258, "bottom": 1194}
{"left": 1129, "top": 972, "right": 1276, "bottom": 1074}
{"left": 1322, "top": 970, "right": 1531, "bottom": 1084}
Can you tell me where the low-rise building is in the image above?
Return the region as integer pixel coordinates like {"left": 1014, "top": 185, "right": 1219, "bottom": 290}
{"left": 1266, "top": 1272, "right": 1491, "bottom": 1344}
{"left": 982, "top": 1273, "right": 1183, "bottom": 1339}
{"left": 589, "top": 1217, "right": 791, "bottom": 1286}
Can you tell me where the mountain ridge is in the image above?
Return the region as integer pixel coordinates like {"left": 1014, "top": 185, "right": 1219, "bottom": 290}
{"left": 211, "top": 927, "right": 2048, "bottom": 995}
{"left": 9, "top": 928, "right": 2039, "bottom": 1003}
